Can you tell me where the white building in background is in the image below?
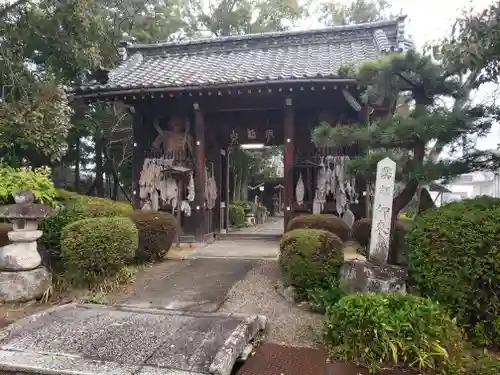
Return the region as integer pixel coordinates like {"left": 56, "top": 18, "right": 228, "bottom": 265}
{"left": 444, "top": 171, "right": 500, "bottom": 199}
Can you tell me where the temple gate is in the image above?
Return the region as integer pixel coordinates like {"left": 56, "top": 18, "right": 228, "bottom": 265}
{"left": 71, "top": 17, "right": 411, "bottom": 242}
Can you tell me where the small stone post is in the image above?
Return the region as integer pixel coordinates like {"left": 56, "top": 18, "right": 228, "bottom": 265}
{"left": 339, "top": 157, "right": 407, "bottom": 294}
{"left": 368, "top": 157, "right": 396, "bottom": 264}
{"left": 0, "top": 190, "right": 54, "bottom": 302}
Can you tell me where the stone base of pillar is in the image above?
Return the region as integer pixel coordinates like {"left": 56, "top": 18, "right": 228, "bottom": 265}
{"left": 340, "top": 259, "right": 407, "bottom": 294}
{"left": 0, "top": 267, "right": 51, "bottom": 302}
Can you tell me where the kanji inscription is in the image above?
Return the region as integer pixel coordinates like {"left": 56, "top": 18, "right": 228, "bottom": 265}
{"left": 229, "top": 130, "right": 239, "bottom": 145}
{"left": 369, "top": 157, "right": 396, "bottom": 264}
{"left": 247, "top": 128, "right": 257, "bottom": 140}
{"left": 264, "top": 129, "right": 274, "bottom": 143}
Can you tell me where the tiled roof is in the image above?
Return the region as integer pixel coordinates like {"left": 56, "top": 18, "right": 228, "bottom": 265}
{"left": 74, "top": 16, "right": 411, "bottom": 97}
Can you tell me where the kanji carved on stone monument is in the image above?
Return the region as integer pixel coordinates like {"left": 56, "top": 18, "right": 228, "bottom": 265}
{"left": 369, "top": 157, "right": 396, "bottom": 264}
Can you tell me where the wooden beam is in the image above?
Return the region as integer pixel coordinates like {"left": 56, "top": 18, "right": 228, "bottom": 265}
{"left": 146, "top": 89, "right": 355, "bottom": 115}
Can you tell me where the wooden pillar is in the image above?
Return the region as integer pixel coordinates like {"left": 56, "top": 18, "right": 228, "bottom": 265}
{"left": 194, "top": 102, "right": 207, "bottom": 242}
{"left": 214, "top": 147, "right": 223, "bottom": 233}
{"left": 223, "top": 147, "right": 230, "bottom": 232}
{"left": 211, "top": 141, "right": 222, "bottom": 234}
{"left": 132, "top": 106, "right": 146, "bottom": 210}
{"left": 284, "top": 98, "right": 295, "bottom": 229}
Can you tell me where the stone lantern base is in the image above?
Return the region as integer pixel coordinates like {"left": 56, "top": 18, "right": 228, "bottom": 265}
{"left": 0, "top": 267, "right": 51, "bottom": 302}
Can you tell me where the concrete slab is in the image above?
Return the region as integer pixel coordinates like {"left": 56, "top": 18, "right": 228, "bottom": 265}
{"left": 183, "top": 240, "right": 279, "bottom": 260}
{"left": 115, "top": 259, "right": 257, "bottom": 312}
{"left": 0, "top": 304, "right": 266, "bottom": 375}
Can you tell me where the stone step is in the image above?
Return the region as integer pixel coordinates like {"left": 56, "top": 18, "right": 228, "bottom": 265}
{"left": 215, "top": 233, "right": 282, "bottom": 241}
{"left": 0, "top": 303, "right": 267, "bottom": 375}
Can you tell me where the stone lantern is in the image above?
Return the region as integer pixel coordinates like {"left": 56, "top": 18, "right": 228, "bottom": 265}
{"left": 0, "top": 190, "right": 53, "bottom": 302}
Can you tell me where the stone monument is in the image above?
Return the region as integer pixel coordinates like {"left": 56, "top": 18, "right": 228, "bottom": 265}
{"left": 340, "top": 158, "right": 407, "bottom": 293}
{"left": 0, "top": 190, "right": 53, "bottom": 302}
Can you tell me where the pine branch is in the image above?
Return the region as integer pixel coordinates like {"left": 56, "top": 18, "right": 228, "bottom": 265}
{"left": 0, "top": 0, "right": 30, "bottom": 19}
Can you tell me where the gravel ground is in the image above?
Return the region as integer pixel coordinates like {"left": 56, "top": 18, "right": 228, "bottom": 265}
{"left": 218, "top": 260, "right": 324, "bottom": 348}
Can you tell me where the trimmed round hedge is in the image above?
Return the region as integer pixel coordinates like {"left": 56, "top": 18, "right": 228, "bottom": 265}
{"left": 72, "top": 195, "right": 132, "bottom": 217}
{"left": 55, "top": 189, "right": 81, "bottom": 202}
{"left": 407, "top": 196, "right": 500, "bottom": 346}
{"left": 279, "top": 228, "right": 344, "bottom": 298}
{"left": 130, "top": 210, "right": 179, "bottom": 262}
{"left": 286, "top": 214, "right": 351, "bottom": 241}
{"left": 324, "top": 293, "right": 464, "bottom": 373}
{"left": 60, "top": 217, "right": 138, "bottom": 285}
{"left": 40, "top": 196, "right": 133, "bottom": 270}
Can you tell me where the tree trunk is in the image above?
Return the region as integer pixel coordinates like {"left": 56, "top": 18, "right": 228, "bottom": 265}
{"left": 235, "top": 174, "right": 241, "bottom": 201}
{"left": 106, "top": 173, "right": 112, "bottom": 199}
{"left": 417, "top": 188, "right": 436, "bottom": 214}
{"left": 241, "top": 176, "right": 248, "bottom": 201}
{"left": 94, "top": 132, "right": 105, "bottom": 197}
{"left": 232, "top": 173, "right": 238, "bottom": 201}
{"left": 74, "top": 137, "right": 80, "bottom": 193}
{"left": 86, "top": 179, "right": 96, "bottom": 195}
{"left": 112, "top": 175, "right": 119, "bottom": 200}
{"left": 388, "top": 140, "right": 426, "bottom": 263}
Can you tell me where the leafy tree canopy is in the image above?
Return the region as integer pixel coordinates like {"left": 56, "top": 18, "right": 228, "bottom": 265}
{"left": 182, "top": 0, "right": 306, "bottom": 37}
{"left": 437, "top": 1, "right": 500, "bottom": 86}
{"left": 317, "top": 0, "right": 393, "bottom": 26}
{"left": 0, "top": 0, "right": 115, "bottom": 164}
{"left": 312, "top": 50, "right": 496, "bottom": 216}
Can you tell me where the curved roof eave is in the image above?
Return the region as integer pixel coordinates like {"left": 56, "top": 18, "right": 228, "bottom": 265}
{"left": 70, "top": 77, "right": 360, "bottom": 100}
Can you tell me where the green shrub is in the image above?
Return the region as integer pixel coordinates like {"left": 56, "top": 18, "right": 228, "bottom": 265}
{"left": 457, "top": 351, "right": 500, "bottom": 375}
{"left": 229, "top": 204, "right": 245, "bottom": 227}
{"left": 72, "top": 195, "right": 132, "bottom": 217}
{"left": 130, "top": 210, "right": 179, "bottom": 262}
{"left": 39, "top": 205, "right": 86, "bottom": 269}
{"left": 407, "top": 196, "right": 500, "bottom": 346}
{"left": 232, "top": 200, "right": 255, "bottom": 211}
{"left": 324, "top": 293, "right": 464, "bottom": 373}
{"left": 55, "top": 189, "right": 80, "bottom": 202}
{"left": 0, "top": 165, "right": 57, "bottom": 206}
{"left": 60, "top": 217, "right": 138, "bottom": 285}
{"left": 279, "top": 228, "right": 344, "bottom": 299}
{"left": 40, "top": 197, "right": 132, "bottom": 270}
{"left": 286, "top": 214, "right": 351, "bottom": 242}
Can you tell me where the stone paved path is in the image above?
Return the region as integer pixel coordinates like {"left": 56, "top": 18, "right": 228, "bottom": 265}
{"left": 111, "top": 259, "right": 257, "bottom": 312}
{"left": 183, "top": 218, "right": 283, "bottom": 260}
{"left": 233, "top": 217, "right": 284, "bottom": 236}
{"left": 183, "top": 239, "right": 279, "bottom": 260}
